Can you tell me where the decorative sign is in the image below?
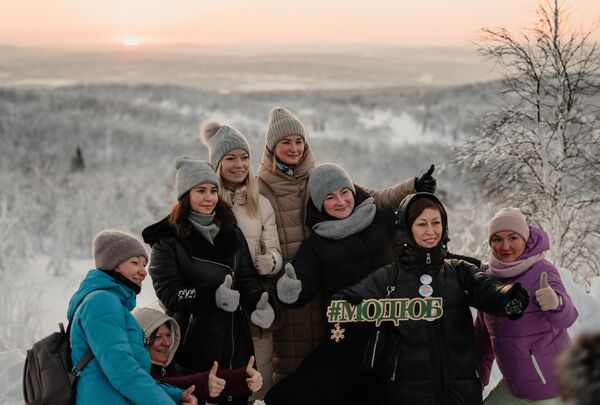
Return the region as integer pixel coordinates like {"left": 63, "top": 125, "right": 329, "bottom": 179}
{"left": 326, "top": 298, "right": 444, "bottom": 327}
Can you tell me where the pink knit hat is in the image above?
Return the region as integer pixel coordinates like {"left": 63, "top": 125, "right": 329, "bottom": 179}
{"left": 487, "top": 207, "right": 530, "bottom": 243}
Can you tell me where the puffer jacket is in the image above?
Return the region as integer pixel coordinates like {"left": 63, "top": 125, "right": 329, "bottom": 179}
{"left": 142, "top": 212, "right": 264, "bottom": 381}
{"left": 264, "top": 189, "right": 396, "bottom": 405}
{"left": 474, "top": 226, "right": 578, "bottom": 400}
{"left": 67, "top": 270, "right": 182, "bottom": 405}
{"left": 257, "top": 145, "right": 416, "bottom": 381}
{"left": 133, "top": 307, "right": 251, "bottom": 401}
{"left": 225, "top": 186, "right": 282, "bottom": 276}
{"left": 222, "top": 185, "right": 282, "bottom": 399}
{"left": 339, "top": 193, "right": 515, "bottom": 405}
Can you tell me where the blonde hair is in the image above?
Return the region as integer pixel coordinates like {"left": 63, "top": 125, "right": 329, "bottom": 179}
{"left": 217, "top": 164, "right": 260, "bottom": 218}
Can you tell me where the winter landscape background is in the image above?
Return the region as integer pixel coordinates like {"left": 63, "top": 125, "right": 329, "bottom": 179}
{"left": 2, "top": 24, "right": 600, "bottom": 405}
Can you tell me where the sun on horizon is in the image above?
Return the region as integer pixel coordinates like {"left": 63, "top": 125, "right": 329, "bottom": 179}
{"left": 121, "top": 36, "right": 140, "bottom": 47}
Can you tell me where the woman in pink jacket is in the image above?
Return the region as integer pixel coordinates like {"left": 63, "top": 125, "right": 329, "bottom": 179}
{"left": 474, "top": 208, "right": 578, "bottom": 404}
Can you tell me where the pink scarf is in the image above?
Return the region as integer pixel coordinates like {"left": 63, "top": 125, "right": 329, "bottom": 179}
{"left": 487, "top": 252, "right": 544, "bottom": 279}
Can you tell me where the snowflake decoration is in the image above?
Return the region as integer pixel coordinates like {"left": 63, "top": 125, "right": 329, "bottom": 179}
{"left": 330, "top": 322, "right": 345, "bottom": 342}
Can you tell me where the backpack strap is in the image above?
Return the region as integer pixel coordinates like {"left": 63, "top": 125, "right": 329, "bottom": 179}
{"left": 66, "top": 292, "right": 98, "bottom": 376}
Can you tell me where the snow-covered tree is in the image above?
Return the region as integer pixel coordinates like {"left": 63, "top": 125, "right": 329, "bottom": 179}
{"left": 455, "top": 0, "right": 600, "bottom": 288}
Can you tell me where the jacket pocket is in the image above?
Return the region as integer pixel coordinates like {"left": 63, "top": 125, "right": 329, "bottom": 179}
{"left": 529, "top": 350, "right": 547, "bottom": 385}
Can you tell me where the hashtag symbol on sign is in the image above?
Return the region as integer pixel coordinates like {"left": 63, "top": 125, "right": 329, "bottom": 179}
{"left": 327, "top": 300, "right": 343, "bottom": 322}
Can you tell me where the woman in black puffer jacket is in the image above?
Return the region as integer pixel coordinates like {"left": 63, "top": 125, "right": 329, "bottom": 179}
{"left": 337, "top": 192, "right": 530, "bottom": 405}
{"left": 143, "top": 157, "right": 274, "bottom": 405}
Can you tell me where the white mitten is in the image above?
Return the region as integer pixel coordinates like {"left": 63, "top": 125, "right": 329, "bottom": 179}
{"left": 535, "top": 272, "right": 560, "bottom": 311}
{"left": 250, "top": 292, "right": 275, "bottom": 329}
{"left": 276, "top": 263, "right": 302, "bottom": 304}
{"left": 215, "top": 275, "right": 240, "bottom": 312}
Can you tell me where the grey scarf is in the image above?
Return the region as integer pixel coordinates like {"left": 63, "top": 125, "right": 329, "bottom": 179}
{"left": 312, "top": 197, "right": 376, "bottom": 240}
{"left": 188, "top": 211, "right": 220, "bottom": 244}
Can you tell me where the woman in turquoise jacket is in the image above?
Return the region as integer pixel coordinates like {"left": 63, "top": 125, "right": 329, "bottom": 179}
{"left": 67, "top": 230, "right": 197, "bottom": 405}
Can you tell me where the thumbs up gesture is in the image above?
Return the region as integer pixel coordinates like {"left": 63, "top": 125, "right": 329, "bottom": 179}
{"left": 208, "top": 361, "right": 226, "bottom": 398}
{"left": 250, "top": 292, "right": 275, "bottom": 329}
{"left": 414, "top": 164, "right": 437, "bottom": 193}
{"left": 181, "top": 385, "right": 198, "bottom": 405}
{"left": 215, "top": 275, "right": 240, "bottom": 312}
{"left": 535, "top": 272, "right": 560, "bottom": 311}
{"left": 276, "top": 263, "right": 302, "bottom": 304}
{"left": 245, "top": 355, "right": 263, "bottom": 393}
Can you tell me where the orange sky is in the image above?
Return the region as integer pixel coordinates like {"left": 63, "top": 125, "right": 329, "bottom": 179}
{"left": 2, "top": 0, "right": 599, "bottom": 47}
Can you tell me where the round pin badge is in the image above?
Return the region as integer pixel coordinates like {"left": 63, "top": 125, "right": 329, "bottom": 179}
{"left": 420, "top": 274, "right": 432, "bottom": 285}
{"left": 419, "top": 284, "right": 433, "bottom": 297}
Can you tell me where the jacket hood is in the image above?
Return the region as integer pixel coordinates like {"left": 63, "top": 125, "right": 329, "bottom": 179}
{"left": 305, "top": 186, "right": 370, "bottom": 228}
{"left": 67, "top": 269, "right": 137, "bottom": 321}
{"left": 395, "top": 192, "right": 449, "bottom": 266}
{"left": 519, "top": 225, "right": 550, "bottom": 260}
{"left": 132, "top": 307, "right": 181, "bottom": 367}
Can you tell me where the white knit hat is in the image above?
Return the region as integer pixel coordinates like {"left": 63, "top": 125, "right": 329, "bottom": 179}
{"left": 488, "top": 207, "right": 530, "bottom": 243}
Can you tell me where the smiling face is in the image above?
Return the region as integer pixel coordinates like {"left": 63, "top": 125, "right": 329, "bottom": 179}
{"left": 219, "top": 149, "right": 250, "bottom": 186}
{"left": 115, "top": 256, "right": 147, "bottom": 286}
{"left": 490, "top": 231, "right": 527, "bottom": 262}
{"left": 322, "top": 187, "right": 355, "bottom": 219}
{"left": 189, "top": 183, "right": 219, "bottom": 214}
{"left": 273, "top": 135, "right": 305, "bottom": 167}
{"left": 148, "top": 323, "right": 172, "bottom": 365}
{"left": 410, "top": 208, "right": 443, "bottom": 248}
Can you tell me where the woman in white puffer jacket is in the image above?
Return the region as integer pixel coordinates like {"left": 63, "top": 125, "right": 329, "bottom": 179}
{"left": 201, "top": 120, "right": 282, "bottom": 400}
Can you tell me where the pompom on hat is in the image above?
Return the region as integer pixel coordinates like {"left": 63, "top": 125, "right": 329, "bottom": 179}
{"left": 174, "top": 157, "right": 219, "bottom": 200}
{"left": 200, "top": 120, "right": 250, "bottom": 170}
{"left": 265, "top": 107, "right": 306, "bottom": 151}
{"left": 308, "top": 163, "right": 355, "bottom": 212}
{"left": 487, "top": 207, "right": 530, "bottom": 243}
{"left": 93, "top": 230, "right": 148, "bottom": 271}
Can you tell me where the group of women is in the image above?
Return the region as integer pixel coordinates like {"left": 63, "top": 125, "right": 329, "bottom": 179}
{"left": 67, "top": 106, "right": 578, "bottom": 405}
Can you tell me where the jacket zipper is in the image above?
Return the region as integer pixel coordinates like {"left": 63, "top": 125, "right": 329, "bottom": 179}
{"left": 182, "top": 313, "right": 194, "bottom": 347}
{"left": 390, "top": 352, "right": 399, "bottom": 381}
{"left": 529, "top": 350, "right": 547, "bottom": 384}
{"left": 426, "top": 253, "right": 431, "bottom": 264}
{"left": 370, "top": 330, "right": 381, "bottom": 368}
{"left": 191, "top": 256, "right": 233, "bottom": 273}
{"left": 230, "top": 312, "right": 235, "bottom": 369}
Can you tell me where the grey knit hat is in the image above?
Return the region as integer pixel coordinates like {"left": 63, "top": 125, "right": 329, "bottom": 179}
{"left": 308, "top": 163, "right": 356, "bottom": 212}
{"left": 200, "top": 121, "right": 250, "bottom": 169}
{"left": 175, "top": 157, "right": 219, "bottom": 200}
{"left": 265, "top": 107, "right": 306, "bottom": 151}
{"left": 93, "top": 230, "right": 148, "bottom": 271}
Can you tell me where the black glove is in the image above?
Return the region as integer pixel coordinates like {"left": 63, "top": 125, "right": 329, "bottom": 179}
{"left": 503, "top": 282, "right": 529, "bottom": 320}
{"left": 414, "top": 164, "right": 436, "bottom": 193}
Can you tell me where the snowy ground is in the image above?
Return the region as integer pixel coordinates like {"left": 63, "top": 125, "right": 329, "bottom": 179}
{"left": 1, "top": 259, "right": 599, "bottom": 403}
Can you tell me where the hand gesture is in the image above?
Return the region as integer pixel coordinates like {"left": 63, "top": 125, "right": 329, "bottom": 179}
{"left": 250, "top": 292, "right": 275, "bottom": 329}
{"left": 181, "top": 385, "right": 197, "bottom": 405}
{"left": 208, "top": 361, "right": 226, "bottom": 398}
{"left": 414, "top": 164, "right": 436, "bottom": 193}
{"left": 504, "top": 282, "right": 529, "bottom": 320}
{"left": 276, "top": 263, "right": 302, "bottom": 304}
{"left": 245, "top": 356, "right": 263, "bottom": 393}
{"left": 255, "top": 254, "right": 276, "bottom": 275}
{"left": 215, "top": 275, "right": 240, "bottom": 312}
{"left": 535, "top": 272, "right": 560, "bottom": 311}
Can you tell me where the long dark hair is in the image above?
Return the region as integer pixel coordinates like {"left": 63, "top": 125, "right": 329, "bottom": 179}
{"left": 168, "top": 191, "right": 236, "bottom": 240}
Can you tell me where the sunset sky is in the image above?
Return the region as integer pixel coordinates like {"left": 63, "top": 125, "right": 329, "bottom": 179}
{"left": 2, "top": 0, "right": 599, "bottom": 48}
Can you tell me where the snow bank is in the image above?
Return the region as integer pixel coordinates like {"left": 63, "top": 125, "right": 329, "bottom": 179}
{"left": 0, "top": 350, "right": 25, "bottom": 405}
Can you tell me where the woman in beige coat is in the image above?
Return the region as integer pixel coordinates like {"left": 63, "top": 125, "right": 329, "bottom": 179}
{"left": 257, "top": 106, "right": 436, "bottom": 383}
{"left": 201, "top": 120, "right": 282, "bottom": 400}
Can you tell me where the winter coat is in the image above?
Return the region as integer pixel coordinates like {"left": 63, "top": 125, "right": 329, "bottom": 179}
{"left": 224, "top": 185, "right": 282, "bottom": 399}
{"left": 133, "top": 307, "right": 251, "bottom": 401}
{"left": 67, "top": 270, "right": 182, "bottom": 405}
{"left": 474, "top": 226, "right": 578, "bottom": 400}
{"left": 226, "top": 185, "right": 282, "bottom": 276}
{"left": 339, "top": 193, "right": 514, "bottom": 405}
{"left": 265, "top": 189, "right": 396, "bottom": 405}
{"left": 142, "top": 212, "right": 264, "bottom": 384}
{"left": 257, "top": 145, "right": 416, "bottom": 381}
